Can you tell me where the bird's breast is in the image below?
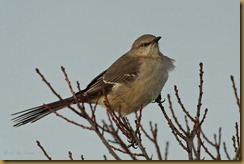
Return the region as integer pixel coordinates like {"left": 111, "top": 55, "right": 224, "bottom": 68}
{"left": 107, "top": 56, "right": 169, "bottom": 116}
{"left": 135, "top": 57, "right": 168, "bottom": 101}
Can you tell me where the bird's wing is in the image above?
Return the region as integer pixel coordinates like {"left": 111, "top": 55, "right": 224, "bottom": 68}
{"left": 79, "top": 70, "right": 112, "bottom": 96}
{"left": 79, "top": 53, "right": 142, "bottom": 97}
{"left": 103, "top": 54, "right": 142, "bottom": 84}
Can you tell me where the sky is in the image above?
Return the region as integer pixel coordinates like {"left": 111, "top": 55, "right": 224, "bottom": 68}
{"left": 0, "top": 0, "right": 240, "bottom": 160}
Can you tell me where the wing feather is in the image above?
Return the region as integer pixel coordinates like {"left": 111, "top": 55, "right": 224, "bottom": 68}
{"left": 78, "top": 53, "right": 141, "bottom": 98}
{"left": 104, "top": 54, "right": 141, "bottom": 84}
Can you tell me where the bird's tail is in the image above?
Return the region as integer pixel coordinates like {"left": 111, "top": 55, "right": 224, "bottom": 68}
{"left": 12, "top": 97, "right": 74, "bottom": 127}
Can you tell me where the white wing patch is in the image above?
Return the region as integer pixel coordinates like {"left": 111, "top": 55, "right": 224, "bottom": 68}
{"left": 103, "top": 73, "right": 136, "bottom": 85}
{"left": 103, "top": 78, "right": 116, "bottom": 84}
{"left": 124, "top": 74, "right": 136, "bottom": 77}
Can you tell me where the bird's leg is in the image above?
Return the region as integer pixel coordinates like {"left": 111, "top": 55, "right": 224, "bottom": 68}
{"left": 153, "top": 93, "right": 165, "bottom": 103}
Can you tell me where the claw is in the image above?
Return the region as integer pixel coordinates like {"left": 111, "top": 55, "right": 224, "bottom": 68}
{"left": 153, "top": 94, "right": 165, "bottom": 103}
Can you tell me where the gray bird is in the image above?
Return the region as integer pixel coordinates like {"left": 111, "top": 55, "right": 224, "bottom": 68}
{"left": 12, "top": 34, "right": 175, "bottom": 127}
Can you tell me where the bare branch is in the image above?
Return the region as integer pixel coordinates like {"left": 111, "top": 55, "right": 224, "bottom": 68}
{"left": 157, "top": 101, "right": 188, "bottom": 152}
{"left": 135, "top": 107, "right": 143, "bottom": 139}
{"left": 223, "top": 142, "right": 231, "bottom": 160}
{"left": 167, "top": 94, "right": 186, "bottom": 135}
{"left": 32, "top": 63, "right": 239, "bottom": 160}
{"left": 110, "top": 145, "right": 144, "bottom": 158}
{"left": 230, "top": 75, "right": 240, "bottom": 111}
{"left": 124, "top": 117, "right": 151, "bottom": 160}
{"left": 214, "top": 128, "right": 222, "bottom": 160}
{"left": 201, "top": 130, "right": 215, "bottom": 147}
{"left": 158, "top": 102, "right": 186, "bottom": 141}
{"left": 147, "top": 122, "right": 162, "bottom": 160}
{"left": 174, "top": 86, "right": 195, "bottom": 122}
{"left": 140, "top": 122, "right": 153, "bottom": 141}
{"left": 61, "top": 66, "right": 77, "bottom": 101}
{"left": 232, "top": 136, "right": 237, "bottom": 153}
{"left": 164, "top": 141, "right": 169, "bottom": 160}
{"left": 184, "top": 115, "right": 191, "bottom": 134}
{"left": 35, "top": 68, "right": 82, "bottom": 117}
{"left": 43, "top": 104, "right": 92, "bottom": 130}
{"left": 200, "top": 140, "right": 216, "bottom": 160}
{"left": 81, "top": 155, "right": 84, "bottom": 160}
{"left": 235, "top": 122, "right": 240, "bottom": 147}
{"left": 68, "top": 151, "right": 73, "bottom": 160}
{"left": 233, "top": 146, "right": 240, "bottom": 160}
{"left": 196, "top": 62, "right": 204, "bottom": 118}
{"left": 36, "top": 140, "right": 52, "bottom": 160}
{"left": 199, "top": 108, "right": 208, "bottom": 127}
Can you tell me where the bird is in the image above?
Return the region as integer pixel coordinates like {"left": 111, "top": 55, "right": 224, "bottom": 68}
{"left": 12, "top": 34, "right": 175, "bottom": 127}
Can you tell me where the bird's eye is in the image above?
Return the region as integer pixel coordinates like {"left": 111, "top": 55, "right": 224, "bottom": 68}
{"left": 140, "top": 42, "right": 150, "bottom": 47}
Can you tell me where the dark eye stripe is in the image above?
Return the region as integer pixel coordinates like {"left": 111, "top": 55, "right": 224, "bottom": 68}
{"left": 140, "top": 42, "right": 150, "bottom": 47}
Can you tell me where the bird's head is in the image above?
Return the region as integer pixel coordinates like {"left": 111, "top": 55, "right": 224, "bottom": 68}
{"left": 131, "top": 34, "right": 161, "bottom": 57}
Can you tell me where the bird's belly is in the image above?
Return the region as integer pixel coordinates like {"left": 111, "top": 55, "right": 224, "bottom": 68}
{"left": 109, "top": 59, "right": 168, "bottom": 116}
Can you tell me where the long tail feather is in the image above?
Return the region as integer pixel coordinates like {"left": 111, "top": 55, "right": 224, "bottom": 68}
{"left": 12, "top": 97, "right": 74, "bottom": 127}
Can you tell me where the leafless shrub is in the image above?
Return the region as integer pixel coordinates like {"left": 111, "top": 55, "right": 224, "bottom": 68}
{"left": 34, "top": 63, "right": 240, "bottom": 160}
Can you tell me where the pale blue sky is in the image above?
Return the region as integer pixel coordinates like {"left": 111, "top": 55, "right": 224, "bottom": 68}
{"left": 0, "top": 0, "right": 240, "bottom": 160}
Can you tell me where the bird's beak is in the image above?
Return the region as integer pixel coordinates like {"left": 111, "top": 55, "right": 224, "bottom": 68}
{"left": 153, "top": 36, "right": 161, "bottom": 43}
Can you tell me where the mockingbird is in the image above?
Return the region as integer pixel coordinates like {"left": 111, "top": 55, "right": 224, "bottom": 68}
{"left": 12, "top": 34, "right": 175, "bottom": 127}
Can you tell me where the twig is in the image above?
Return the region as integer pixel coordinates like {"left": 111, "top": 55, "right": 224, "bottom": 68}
{"left": 104, "top": 99, "right": 148, "bottom": 160}
{"left": 140, "top": 122, "right": 153, "bottom": 141}
{"left": 125, "top": 118, "right": 151, "bottom": 160}
{"left": 158, "top": 101, "right": 188, "bottom": 151}
{"left": 107, "top": 122, "right": 138, "bottom": 160}
{"left": 223, "top": 142, "right": 231, "bottom": 160}
{"left": 232, "top": 136, "right": 237, "bottom": 153}
{"left": 174, "top": 86, "right": 195, "bottom": 122}
{"left": 191, "top": 139, "right": 198, "bottom": 160}
{"left": 167, "top": 94, "right": 186, "bottom": 135}
{"left": 200, "top": 140, "right": 216, "bottom": 160}
{"left": 61, "top": 66, "right": 77, "bottom": 102}
{"left": 186, "top": 137, "right": 194, "bottom": 160}
{"left": 196, "top": 62, "right": 204, "bottom": 118}
{"left": 233, "top": 146, "right": 240, "bottom": 160}
{"left": 68, "top": 151, "right": 73, "bottom": 160}
{"left": 195, "top": 123, "right": 201, "bottom": 160}
{"left": 76, "top": 81, "right": 86, "bottom": 114}
{"left": 199, "top": 108, "right": 208, "bottom": 126}
{"left": 36, "top": 68, "right": 121, "bottom": 160}
{"left": 184, "top": 115, "right": 191, "bottom": 134}
{"left": 36, "top": 140, "right": 52, "bottom": 160}
{"left": 164, "top": 141, "right": 169, "bottom": 160}
{"left": 214, "top": 128, "right": 222, "bottom": 160}
{"left": 43, "top": 104, "right": 92, "bottom": 130}
{"left": 35, "top": 68, "right": 82, "bottom": 117}
{"left": 75, "top": 83, "right": 121, "bottom": 160}
{"left": 235, "top": 122, "right": 240, "bottom": 147}
{"left": 135, "top": 107, "right": 143, "bottom": 140}
{"left": 158, "top": 102, "right": 186, "bottom": 140}
{"left": 201, "top": 130, "right": 215, "bottom": 147}
{"left": 149, "top": 122, "right": 162, "bottom": 160}
{"left": 230, "top": 76, "right": 240, "bottom": 111}
{"left": 173, "top": 130, "right": 188, "bottom": 151}
{"left": 89, "top": 118, "right": 121, "bottom": 159}
{"left": 81, "top": 154, "right": 84, "bottom": 160}
{"left": 103, "top": 95, "right": 133, "bottom": 142}
{"left": 110, "top": 145, "right": 144, "bottom": 157}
